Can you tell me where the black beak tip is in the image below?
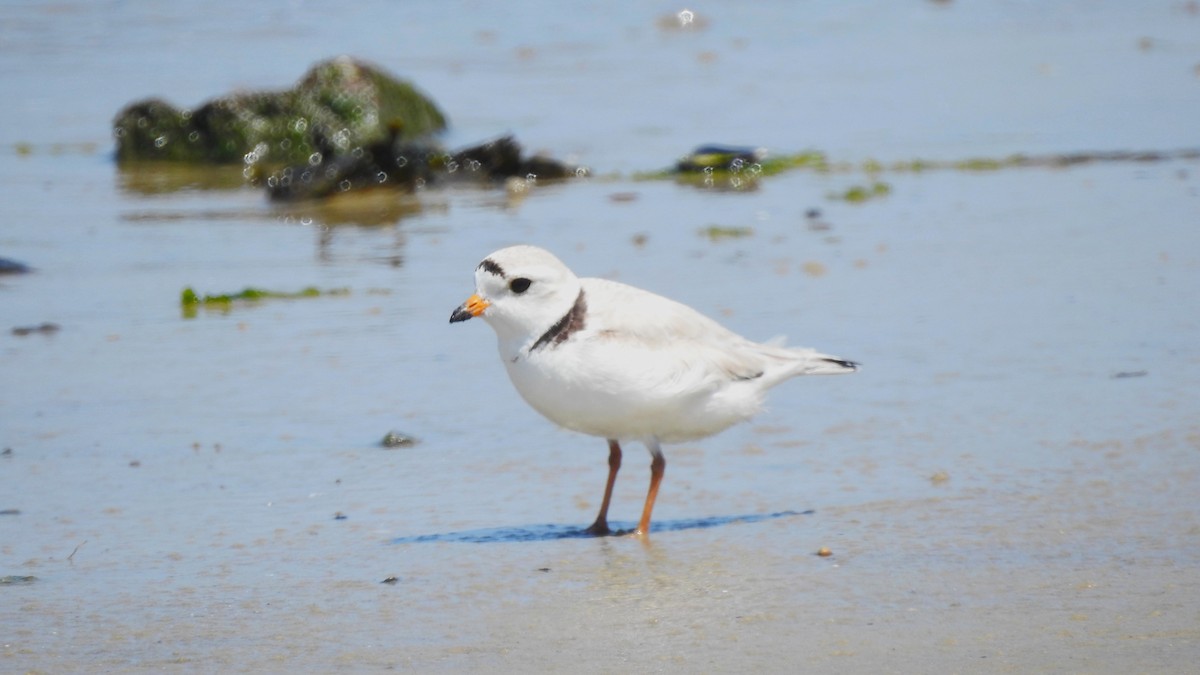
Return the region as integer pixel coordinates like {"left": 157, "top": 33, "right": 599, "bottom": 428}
{"left": 449, "top": 307, "right": 473, "bottom": 324}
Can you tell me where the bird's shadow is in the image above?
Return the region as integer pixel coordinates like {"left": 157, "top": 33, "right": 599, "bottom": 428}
{"left": 391, "top": 509, "right": 813, "bottom": 544}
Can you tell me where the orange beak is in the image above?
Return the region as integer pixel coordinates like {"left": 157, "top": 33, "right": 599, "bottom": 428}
{"left": 449, "top": 293, "right": 490, "bottom": 323}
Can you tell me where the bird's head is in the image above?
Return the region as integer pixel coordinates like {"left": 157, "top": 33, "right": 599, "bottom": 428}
{"left": 450, "top": 245, "right": 583, "bottom": 347}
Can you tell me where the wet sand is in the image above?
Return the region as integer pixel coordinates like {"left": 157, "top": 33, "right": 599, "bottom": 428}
{"left": 3, "top": 2, "right": 1200, "bottom": 672}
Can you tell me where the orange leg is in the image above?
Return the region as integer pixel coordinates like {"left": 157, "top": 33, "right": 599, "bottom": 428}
{"left": 585, "top": 439, "right": 622, "bottom": 536}
{"left": 634, "top": 440, "right": 665, "bottom": 538}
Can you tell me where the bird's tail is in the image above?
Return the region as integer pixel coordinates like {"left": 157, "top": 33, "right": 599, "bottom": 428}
{"left": 791, "top": 351, "right": 860, "bottom": 375}
{"left": 758, "top": 338, "right": 860, "bottom": 381}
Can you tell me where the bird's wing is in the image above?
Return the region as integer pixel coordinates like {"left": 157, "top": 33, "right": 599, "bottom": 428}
{"left": 579, "top": 277, "right": 769, "bottom": 382}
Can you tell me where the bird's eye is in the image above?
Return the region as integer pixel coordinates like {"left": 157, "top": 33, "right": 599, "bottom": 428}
{"left": 509, "top": 277, "right": 532, "bottom": 294}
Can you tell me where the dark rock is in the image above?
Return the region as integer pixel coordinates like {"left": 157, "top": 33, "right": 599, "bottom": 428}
{"left": 11, "top": 322, "right": 60, "bottom": 336}
{"left": 0, "top": 258, "right": 32, "bottom": 275}
{"left": 1111, "top": 370, "right": 1148, "bottom": 379}
{"left": 450, "top": 135, "right": 571, "bottom": 181}
{"left": 267, "top": 134, "right": 574, "bottom": 201}
{"left": 380, "top": 430, "right": 418, "bottom": 448}
{"left": 266, "top": 134, "right": 441, "bottom": 200}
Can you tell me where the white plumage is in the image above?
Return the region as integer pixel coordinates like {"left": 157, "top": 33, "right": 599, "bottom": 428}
{"left": 450, "top": 245, "right": 857, "bottom": 537}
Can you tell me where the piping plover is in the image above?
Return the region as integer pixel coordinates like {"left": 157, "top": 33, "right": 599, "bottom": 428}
{"left": 450, "top": 245, "right": 858, "bottom": 537}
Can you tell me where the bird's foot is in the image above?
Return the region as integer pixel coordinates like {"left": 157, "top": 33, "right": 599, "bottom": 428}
{"left": 583, "top": 521, "right": 613, "bottom": 537}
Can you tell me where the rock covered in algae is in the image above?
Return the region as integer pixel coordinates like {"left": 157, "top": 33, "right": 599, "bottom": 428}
{"left": 112, "top": 56, "right": 447, "bottom": 166}
{"left": 675, "top": 144, "right": 766, "bottom": 173}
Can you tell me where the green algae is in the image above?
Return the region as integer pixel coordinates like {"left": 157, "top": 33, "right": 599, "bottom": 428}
{"left": 699, "top": 225, "right": 755, "bottom": 241}
{"left": 829, "top": 181, "right": 892, "bottom": 203}
{"left": 652, "top": 146, "right": 1200, "bottom": 191}
{"left": 640, "top": 145, "right": 1200, "bottom": 205}
{"left": 0, "top": 575, "right": 38, "bottom": 585}
{"left": 180, "top": 286, "right": 349, "bottom": 317}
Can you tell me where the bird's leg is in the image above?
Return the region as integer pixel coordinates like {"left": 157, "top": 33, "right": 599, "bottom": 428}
{"left": 634, "top": 439, "right": 666, "bottom": 538}
{"left": 585, "top": 439, "right": 622, "bottom": 536}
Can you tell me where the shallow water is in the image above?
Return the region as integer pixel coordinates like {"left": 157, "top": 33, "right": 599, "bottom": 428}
{"left": 3, "top": 2, "right": 1200, "bottom": 672}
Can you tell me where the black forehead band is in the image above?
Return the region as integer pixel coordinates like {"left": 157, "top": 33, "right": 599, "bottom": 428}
{"left": 477, "top": 258, "right": 505, "bottom": 278}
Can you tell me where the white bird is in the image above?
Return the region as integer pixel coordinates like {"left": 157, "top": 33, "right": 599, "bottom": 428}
{"left": 450, "top": 245, "right": 857, "bottom": 537}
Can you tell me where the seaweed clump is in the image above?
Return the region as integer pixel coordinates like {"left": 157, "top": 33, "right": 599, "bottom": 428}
{"left": 180, "top": 286, "right": 349, "bottom": 317}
